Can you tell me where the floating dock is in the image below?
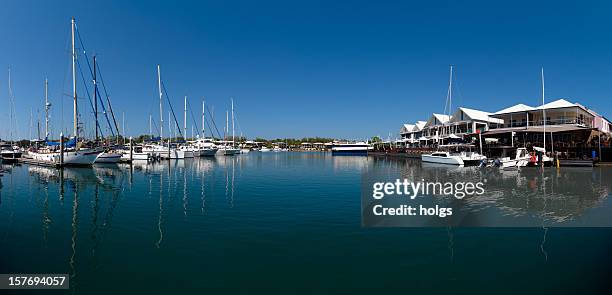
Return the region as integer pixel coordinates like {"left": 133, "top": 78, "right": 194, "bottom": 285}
{"left": 18, "top": 158, "right": 62, "bottom": 168}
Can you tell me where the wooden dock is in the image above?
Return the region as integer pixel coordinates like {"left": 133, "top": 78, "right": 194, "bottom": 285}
{"left": 18, "top": 158, "right": 62, "bottom": 168}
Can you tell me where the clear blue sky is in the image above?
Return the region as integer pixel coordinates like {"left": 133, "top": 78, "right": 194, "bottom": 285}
{"left": 1, "top": 0, "right": 611, "bottom": 140}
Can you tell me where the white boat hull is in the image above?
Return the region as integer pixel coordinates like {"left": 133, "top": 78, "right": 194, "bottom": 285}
{"left": 95, "top": 152, "right": 122, "bottom": 163}
{"left": 159, "top": 149, "right": 185, "bottom": 159}
{"left": 421, "top": 154, "right": 464, "bottom": 165}
{"left": 29, "top": 149, "right": 101, "bottom": 166}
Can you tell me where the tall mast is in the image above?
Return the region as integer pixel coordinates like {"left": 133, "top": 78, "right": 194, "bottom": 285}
{"left": 71, "top": 17, "right": 78, "bottom": 142}
{"left": 122, "top": 111, "right": 125, "bottom": 144}
{"left": 44, "top": 78, "right": 50, "bottom": 139}
{"left": 231, "top": 97, "right": 235, "bottom": 146}
{"left": 149, "top": 114, "right": 152, "bottom": 138}
{"left": 541, "top": 67, "right": 546, "bottom": 149}
{"left": 93, "top": 55, "right": 99, "bottom": 141}
{"left": 448, "top": 65, "right": 453, "bottom": 117}
{"left": 201, "top": 98, "right": 205, "bottom": 137}
{"left": 184, "top": 96, "right": 187, "bottom": 139}
{"left": 157, "top": 65, "right": 163, "bottom": 139}
{"left": 225, "top": 110, "right": 228, "bottom": 141}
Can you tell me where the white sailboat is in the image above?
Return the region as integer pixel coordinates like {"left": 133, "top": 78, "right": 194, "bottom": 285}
{"left": 28, "top": 18, "right": 101, "bottom": 166}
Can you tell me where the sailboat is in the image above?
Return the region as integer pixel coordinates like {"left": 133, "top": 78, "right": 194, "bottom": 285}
{"left": 216, "top": 99, "right": 240, "bottom": 156}
{"left": 530, "top": 68, "right": 553, "bottom": 166}
{"left": 27, "top": 18, "right": 101, "bottom": 166}
{"left": 421, "top": 66, "right": 473, "bottom": 166}
{"left": 0, "top": 68, "right": 22, "bottom": 162}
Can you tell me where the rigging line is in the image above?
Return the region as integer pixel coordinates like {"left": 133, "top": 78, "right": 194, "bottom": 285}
{"left": 205, "top": 106, "right": 223, "bottom": 139}
{"left": 160, "top": 81, "right": 184, "bottom": 138}
{"left": 75, "top": 28, "right": 120, "bottom": 137}
{"left": 75, "top": 50, "right": 115, "bottom": 137}
{"left": 185, "top": 99, "right": 201, "bottom": 137}
{"left": 76, "top": 58, "right": 105, "bottom": 139}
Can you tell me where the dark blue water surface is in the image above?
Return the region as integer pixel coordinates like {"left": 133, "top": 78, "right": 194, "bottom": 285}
{"left": 1, "top": 152, "right": 611, "bottom": 294}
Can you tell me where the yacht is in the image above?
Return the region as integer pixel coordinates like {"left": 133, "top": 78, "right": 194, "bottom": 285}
{"left": 0, "top": 143, "right": 22, "bottom": 163}
{"left": 120, "top": 145, "right": 152, "bottom": 161}
{"left": 421, "top": 151, "right": 464, "bottom": 165}
{"left": 178, "top": 145, "right": 196, "bottom": 158}
{"left": 331, "top": 142, "right": 370, "bottom": 156}
{"left": 259, "top": 147, "right": 271, "bottom": 152}
{"left": 194, "top": 138, "right": 218, "bottom": 156}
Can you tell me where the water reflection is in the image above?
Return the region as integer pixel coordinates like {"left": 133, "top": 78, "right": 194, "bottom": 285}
{"left": 367, "top": 157, "right": 612, "bottom": 226}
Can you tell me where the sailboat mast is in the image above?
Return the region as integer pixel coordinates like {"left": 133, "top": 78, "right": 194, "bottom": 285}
{"left": 201, "top": 99, "right": 205, "bottom": 137}
{"left": 184, "top": 96, "right": 187, "bottom": 139}
{"left": 225, "top": 110, "right": 228, "bottom": 141}
{"left": 44, "top": 79, "right": 49, "bottom": 138}
{"left": 231, "top": 98, "right": 235, "bottom": 146}
{"left": 71, "top": 17, "right": 78, "bottom": 142}
{"left": 157, "top": 65, "right": 163, "bottom": 140}
{"left": 448, "top": 65, "right": 453, "bottom": 117}
{"left": 541, "top": 67, "right": 546, "bottom": 149}
{"left": 149, "top": 114, "right": 152, "bottom": 138}
{"left": 93, "top": 55, "right": 98, "bottom": 141}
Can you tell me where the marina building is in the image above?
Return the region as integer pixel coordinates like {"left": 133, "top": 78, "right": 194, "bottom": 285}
{"left": 396, "top": 98, "right": 610, "bottom": 158}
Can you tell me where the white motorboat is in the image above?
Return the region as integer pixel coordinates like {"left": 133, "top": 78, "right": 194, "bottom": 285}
{"left": 331, "top": 142, "right": 370, "bottom": 156}
{"left": 240, "top": 148, "right": 250, "bottom": 154}
{"left": 120, "top": 146, "right": 151, "bottom": 161}
{"left": 0, "top": 143, "right": 22, "bottom": 163}
{"left": 259, "top": 147, "right": 271, "bottom": 152}
{"left": 194, "top": 138, "right": 218, "bottom": 157}
{"left": 217, "top": 146, "right": 240, "bottom": 156}
{"left": 421, "top": 151, "right": 464, "bottom": 165}
{"left": 178, "top": 145, "right": 196, "bottom": 158}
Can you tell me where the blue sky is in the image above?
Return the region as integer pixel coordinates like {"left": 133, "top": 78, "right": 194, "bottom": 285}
{"left": 1, "top": 0, "right": 611, "bottom": 140}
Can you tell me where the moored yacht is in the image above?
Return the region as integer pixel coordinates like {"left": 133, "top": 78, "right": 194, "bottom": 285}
{"left": 421, "top": 151, "right": 464, "bottom": 165}
{"left": 0, "top": 143, "right": 22, "bottom": 163}
{"left": 331, "top": 142, "right": 370, "bottom": 156}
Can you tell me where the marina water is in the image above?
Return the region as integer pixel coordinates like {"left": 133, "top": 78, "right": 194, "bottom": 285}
{"left": 1, "top": 152, "right": 611, "bottom": 293}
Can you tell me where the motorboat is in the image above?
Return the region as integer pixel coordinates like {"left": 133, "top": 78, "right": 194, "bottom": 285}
{"left": 0, "top": 143, "right": 22, "bottom": 163}
{"left": 421, "top": 151, "right": 464, "bottom": 165}
{"left": 120, "top": 146, "right": 152, "bottom": 161}
{"left": 331, "top": 142, "right": 370, "bottom": 156}
{"left": 260, "top": 147, "right": 271, "bottom": 152}
{"left": 194, "top": 138, "right": 218, "bottom": 157}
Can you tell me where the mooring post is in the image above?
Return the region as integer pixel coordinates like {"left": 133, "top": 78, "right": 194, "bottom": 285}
{"left": 59, "top": 132, "right": 64, "bottom": 167}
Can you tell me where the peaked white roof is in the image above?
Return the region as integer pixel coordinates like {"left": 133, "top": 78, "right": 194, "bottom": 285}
{"left": 450, "top": 107, "right": 503, "bottom": 124}
{"left": 400, "top": 124, "right": 415, "bottom": 134}
{"left": 424, "top": 114, "right": 451, "bottom": 127}
{"left": 413, "top": 121, "right": 427, "bottom": 131}
{"left": 536, "top": 98, "right": 577, "bottom": 110}
{"left": 494, "top": 103, "right": 535, "bottom": 115}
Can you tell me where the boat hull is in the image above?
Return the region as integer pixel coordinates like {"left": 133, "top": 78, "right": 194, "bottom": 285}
{"left": 200, "top": 148, "right": 218, "bottom": 156}
{"left": 421, "top": 154, "right": 464, "bottom": 165}
{"left": 0, "top": 151, "right": 22, "bottom": 163}
{"left": 95, "top": 152, "right": 122, "bottom": 163}
{"left": 331, "top": 150, "right": 368, "bottom": 156}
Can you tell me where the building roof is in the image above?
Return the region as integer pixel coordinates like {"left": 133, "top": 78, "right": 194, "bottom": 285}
{"left": 536, "top": 98, "right": 578, "bottom": 110}
{"left": 494, "top": 103, "right": 535, "bottom": 115}
{"left": 424, "top": 114, "right": 451, "bottom": 127}
{"left": 413, "top": 121, "right": 427, "bottom": 131}
{"left": 400, "top": 124, "right": 415, "bottom": 134}
{"left": 451, "top": 107, "right": 504, "bottom": 124}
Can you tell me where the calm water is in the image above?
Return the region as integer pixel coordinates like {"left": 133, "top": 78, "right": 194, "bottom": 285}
{"left": 1, "top": 152, "right": 611, "bottom": 293}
